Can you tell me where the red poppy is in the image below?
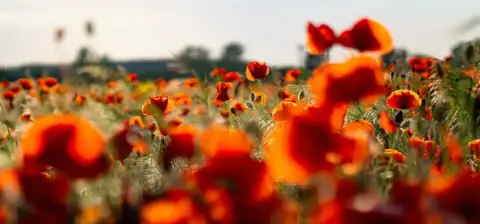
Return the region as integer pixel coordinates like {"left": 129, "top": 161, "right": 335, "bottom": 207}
{"left": 231, "top": 102, "right": 247, "bottom": 114}
{"left": 162, "top": 125, "right": 197, "bottom": 171}
{"left": 211, "top": 68, "right": 227, "bottom": 77}
{"left": 107, "top": 81, "right": 117, "bottom": 88}
{"left": 285, "top": 69, "right": 302, "bottom": 82}
{"left": 184, "top": 78, "right": 200, "bottom": 88}
{"left": 9, "top": 85, "right": 20, "bottom": 93}
{"left": 408, "top": 57, "right": 433, "bottom": 74}
{"left": 141, "top": 95, "right": 175, "bottom": 116}
{"left": 246, "top": 61, "right": 270, "bottom": 81}
{"left": 306, "top": 22, "right": 337, "bottom": 55}
{"left": 110, "top": 120, "right": 148, "bottom": 161}
{"left": 223, "top": 72, "right": 243, "bottom": 83}
{"left": 386, "top": 90, "right": 422, "bottom": 110}
{"left": 214, "top": 82, "right": 233, "bottom": 107}
{"left": 20, "top": 114, "right": 109, "bottom": 179}
{"left": 75, "top": 95, "right": 87, "bottom": 105}
{"left": 18, "top": 78, "right": 34, "bottom": 90}
{"left": 309, "top": 55, "right": 385, "bottom": 106}
{"left": 468, "top": 139, "right": 480, "bottom": 158}
{"left": 272, "top": 102, "right": 303, "bottom": 121}
{"left": 42, "top": 77, "right": 58, "bottom": 88}
{"left": 2, "top": 91, "right": 14, "bottom": 101}
{"left": 126, "top": 73, "right": 139, "bottom": 82}
{"left": 338, "top": 18, "right": 393, "bottom": 54}
{"left": 379, "top": 111, "right": 397, "bottom": 133}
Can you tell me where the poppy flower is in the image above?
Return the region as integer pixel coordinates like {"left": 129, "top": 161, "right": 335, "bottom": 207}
{"left": 18, "top": 78, "right": 34, "bottom": 90}
{"left": 379, "top": 111, "right": 397, "bottom": 133}
{"left": 468, "top": 139, "right": 480, "bottom": 158}
{"left": 211, "top": 68, "right": 227, "bottom": 77}
{"left": 19, "top": 113, "right": 32, "bottom": 122}
{"left": 172, "top": 93, "right": 192, "bottom": 106}
{"left": 272, "top": 102, "right": 303, "bottom": 121}
{"left": 446, "top": 133, "right": 464, "bottom": 164}
{"left": 338, "top": 18, "right": 393, "bottom": 54}
{"left": 141, "top": 95, "right": 175, "bottom": 116}
{"left": 265, "top": 106, "right": 365, "bottom": 184}
{"left": 408, "top": 57, "right": 433, "bottom": 74}
{"left": 223, "top": 72, "right": 243, "bottom": 83}
{"left": 42, "top": 77, "right": 58, "bottom": 88}
{"left": 141, "top": 188, "right": 207, "bottom": 224}
{"left": 277, "top": 89, "right": 292, "bottom": 101}
{"left": 20, "top": 114, "right": 109, "bottom": 179}
{"left": 252, "top": 91, "right": 267, "bottom": 105}
{"left": 159, "top": 116, "right": 184, "bottom": 136}
{"left": 9, "top": 85, "right": 20, "bottom": 93}
{"left": 162, "top": 125, "right": 197, "bottom": 171}
{"left": 107, "top": 81, "right": 117, "bottom": 88}
{"left": 128, "top": 116, "right": 145, "bottom": 128}
{"left": 126, "top": 73, "right": 139, "bottom": 82}
{"left": 386, "top": 90, "right": 422, "bottom": 110}
{"left": 285, "top": 69, "right": 302, "bottom": 82}
{"left": 408, "top": 136, "right": 440, "bottom": 160}
{"left": 2, "top": 91, "right": 14, "bottom": 101}
{"left": 214, "top": 82, "right": 233, "bottom": 107}
{"left": 435, "top": 173, "right": 480, "bottom": 222}
{"left": 75, "top": 95, "right": 87, "bottom": 105}
{"left": 104, "top": 92, "right": 115, "bottom": 104}
{"left": 377, "top": 149, "right": 406, "bottom": 165}
{"left": 110, "top": 121, "right": 148, "bottom": 161}
{"left": 425, "top": 107, "right": 432, "bottom": 121}
{"left": 246, "top": 61, "right": 270, "bottom": 81}
{"left": 309, "top": 55, "right": 385, "bottom": 106}
{"left": 184, "top": 78, "right": 200, "bottom": 88}
{"left": 343, "top": 120, "right": 375, "bottom": 135}
{"left": 0, "top": 81, "right": 9, "bottom": 89}
{"left": 306, "top": 22, "right": 337, "bottom": 55}
{"left": 115, "top": 93, "right": 124, "bottom": 104}
{"left": 231, "top": 102, "right": 247, "bottom": 114}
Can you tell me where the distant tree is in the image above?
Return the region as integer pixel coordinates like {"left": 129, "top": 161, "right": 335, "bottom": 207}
{"left": 177, "top": 45, "right": 212, "bottom": 76}
{"left": 220, "top": 42, "right": 244, "bottom": 63}
{"left": 73, "top": 47, "right": 93, "bottom": 68}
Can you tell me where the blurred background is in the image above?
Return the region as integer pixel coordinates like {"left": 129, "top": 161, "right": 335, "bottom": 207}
{"left": 1, "top": 0, "right": 480, "bottom": 81}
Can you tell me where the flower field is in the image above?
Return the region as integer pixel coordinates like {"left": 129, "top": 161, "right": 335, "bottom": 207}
{"left": 2, "top": 17, "right": 480, "bottom": 223}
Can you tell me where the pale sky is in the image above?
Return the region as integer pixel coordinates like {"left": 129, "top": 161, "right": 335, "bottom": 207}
{"left": 1, "top": 0, "right": 480, "bottom": 67}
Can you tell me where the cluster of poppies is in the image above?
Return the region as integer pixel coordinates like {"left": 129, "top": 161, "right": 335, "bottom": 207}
{"left": 1, "top": 17, "right": 480, "bottom": 224}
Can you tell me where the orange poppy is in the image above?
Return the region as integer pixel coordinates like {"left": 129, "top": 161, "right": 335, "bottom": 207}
{"left": 162, "top": 125, "right": 197, "bottom": 171}
{"left": 309, "top": 55, "right": 384, "bottom": 106}
{"left": 306, "top": 22, "right": 337, "bottom": 55}
{"left": 141, "top": 188, "right": 207, "bottom": 224}
{"left": 231, "top": 102, "right": 247, "bottom": 114}
{"left": 42, "top": 77, "right": 58, "bottom": 88}
{"left": 20, "top": 114, "right": 109, "bottom": 179}
{"left": 408, "top": 136, "right": 440, "bottom": 160}
{"left": 75, "top": 95, "right": 87, "bottom": 105}
{"left": 379, "top": 111, "right": 397, "bottom": 133}
{"left": 128, "top": 116, "right": 145, "bottom": 128}
{"left": 211, "top": 68, "right": 227, "bottom": 77}
{"left": 184, "top": 78, "right": 200, "bottom": 88}
{"left": 246, "top": 61, "right": 270, "bottom": 81}
{"left": 468, "top": 139, "right": 480, "bottom": 157}
{"left": 343, "top": 120, "right": 375, "bottom": 135}
{"left": 252, "top": 91, "right": 267, "bottom": 105}
{"left": 338, "top": 18, "right": 393, "bottom": 54}
{"left": 141, "top": 95, "right": 175, "bottom": 116}
{"left": 285, "top": 69, "right": 302, "bottom": 82}
{"left": 378, "top": 149, "right": 406, "bottom": 165}
{"left": 265, "top": 107, "right": 363, "bottom": 184}
{"left": 159, "top": 116, "right": 184, "bottom": 136}
{"left": 107, "top": 81, "right": 118, "bottom": 88}
{"left": 18, "top": 78, "right": 34, "bottom": 90}
{"left": 386, "top": 90, "right": 422, "bottom": 110}
{"left": 223, "top": 72, "right": 243, "bottom": 83}
{"left": 126, "top": 73, "right": 139, "bottom": 82}
{"left": 0, "top": 81, "right": 9, "bottom": 89}
{"left": 214, "top": 82, "right": 233, "bottom": 107}
{"left": 272, "top": 102, "right": 303, "bottom": 121}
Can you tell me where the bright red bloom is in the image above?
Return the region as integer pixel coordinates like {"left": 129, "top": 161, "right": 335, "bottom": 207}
{"left": 379, "top": 111, "right": 397, "bottom": 133}
{"left": 214, "top": 82, "right": 233, "bottom": 107}
{"left": 338, "top": 18, "right": 393, "bottom": 54}
{"left": 126, "top": 73, "right": 139, "bottom": 82}
{"left": 386, "top": 90, "right": 422, "bottom": 110}
{"left": 141, "top": 95, "right": 175, "bottom": 116}
{"left": 18, "top": 78, "right": 34, "bottom": 90}
{"left": 306, "top": 22, "right": 337, "bottom": 55}
{"left": 246, "top": 61, "right": 270, "bottom": 81}
{"left": 211, "top": 68, "right": 227, "bottom": 77}
{"left": 162, "top": 125, "right": 197, "bottom": 171}
{"left": 285, "top": 69, "right": 302, "bottom": 82}
{"left": 223, "top": 72, "right": 243, "bottom": 83}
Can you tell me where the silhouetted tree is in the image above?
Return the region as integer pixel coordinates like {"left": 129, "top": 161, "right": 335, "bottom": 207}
{"left": 177, "top": 45, "right": 212, "bottom": 76}
{"left": 220, "top": 42, "right": 244, "bottom": 63}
